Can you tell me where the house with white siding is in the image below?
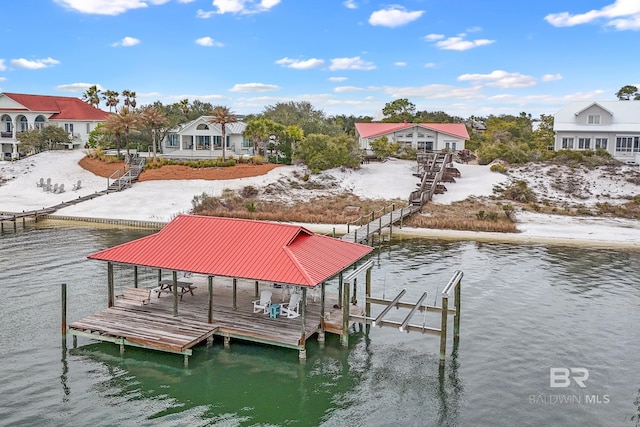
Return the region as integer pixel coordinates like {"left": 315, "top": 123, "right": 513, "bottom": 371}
{"left": 355, "top": 122, "right": 468, "bottom": 153}
{"left": 0, "top": 92, "right": 110, "bottom": 160}
{"left": 553, "top": 101, "right": 640, "bottom": 164}
{"left": 162, "top": 116, "right": 250, "bottom": 159}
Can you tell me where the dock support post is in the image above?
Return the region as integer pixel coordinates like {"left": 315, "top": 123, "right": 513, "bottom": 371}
{"left": 454, "top": 278, "right": 461, "bottom": 346}
{"left": 254, "top": 280, "right": 259, "bottom": 298}
{"left": 365, "top": 268, "right": 371, "bottom": 334}
{"left": 172, "top": 271, "right": 178, "bottom": 317}
{"left": 208, "top": 276, "right": 214, "bottom": 324}
{"left": 184, "top": 355, "right": 189, "bottom": 368}
{"left": 224, "top": 336, "right": 230, "bottom": 349}
{"left": 134, "top": 266, "right": 138, "bottom": 288}
{"left": 338, "top": 272, "right": 343, "bottom": 308}
{"left": 439, "top": 294, "right": 449, "bottom": 367}
{"left": 107, "top": 262, "right": 114, "bottom": 307}
{"left": 120, "top": 342, "right": 125, "bottom": 355}
{"left": 400, "top": 207, "right": 404, "bottom": 229}
{"left": 61, "top": 283, "right": 67, "bottom": 342}
{"left": 72, "top": 335, "right": 77, "bottom": 348}
{"left": 207, "top": 336, "right": 214, "bottom": 347}
{"left": 351, "top": 277, "right": 357, "bottom": 305}
{"left": 232, "top": 278, "right": 237, "bottom": 309}
{"left": 299, "top": 287, "right": 307, "bottom": 362}
{"left": 158, "top": 269, "right": 162, "bottom": 284}
{"left": 341, "top": 280, "right": 350, "bottom": 348}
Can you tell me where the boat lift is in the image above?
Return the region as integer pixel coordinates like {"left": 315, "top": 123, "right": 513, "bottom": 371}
{"left": 339, "top": 262, "right": 462, "bottom": 366}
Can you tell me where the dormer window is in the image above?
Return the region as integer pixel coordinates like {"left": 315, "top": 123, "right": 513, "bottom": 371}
{"left": 587, "top": 114, "right": 601, "bottom": 125}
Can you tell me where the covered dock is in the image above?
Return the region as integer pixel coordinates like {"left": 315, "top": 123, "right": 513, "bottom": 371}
{"left": 68, "top": 214, "right": 374, "bottom": 363}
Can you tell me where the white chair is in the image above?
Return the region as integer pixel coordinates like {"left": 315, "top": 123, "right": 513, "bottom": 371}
{"left": 281, "top": 292, "right": 301, "bottom": 318}
{"left": 252, "top": 290, "right": 272, "bottom": 314}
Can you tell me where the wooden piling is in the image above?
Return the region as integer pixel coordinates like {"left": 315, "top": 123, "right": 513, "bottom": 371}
{"left": 61, "top": 283, "right": 67, "bottom": 339}
{"left": 133, "top": 266, "right": 138, "bottom": 288}
{"left": 107, "top": 262, "right": 114, "bottom": 307}
{"left": 439, "top": 294, "right": 449, "bottom": 367}
{"left": 341, "top": 280, "right": 350, "bottom": 348}
{"left": 232, "top": 278, "right": 237, "bottom": 309}
{"left": 172, "top": 271, "right": 178, "bottom": 317}
{"left": 208, "top": 276, "right": 214, "bottom": 324}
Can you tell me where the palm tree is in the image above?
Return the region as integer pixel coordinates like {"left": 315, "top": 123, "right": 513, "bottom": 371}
{"left": 122, "top": 90, "right": 137, "bottom": 109}
{"left": 82, "top": 85, "right": 101, "bottom": 108}
{"left": 140, "top": 106, "right": 168, "bottom": 158}
{"left": 102, "top": 90, "right": 120, "bottom": 112}
{"left": 209, "top": 106, "right": 237, "bottom": 162}
{"left": 105, "top": 107, "right": 138, "bottom": 157}
{"left": 179, "top": 99, "right": 190, "bottom": 119}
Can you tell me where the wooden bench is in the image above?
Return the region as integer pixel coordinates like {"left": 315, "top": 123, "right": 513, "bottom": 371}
{"left": 115, "top": 287, "right": 151, "bottom": 306}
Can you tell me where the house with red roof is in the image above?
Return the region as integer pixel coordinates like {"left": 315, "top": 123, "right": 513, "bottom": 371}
{"left": 0, "top": 92, "right": 110, "bottom": 160}
{"left": 355, "top": 122, "right": 469, "bottom": 153}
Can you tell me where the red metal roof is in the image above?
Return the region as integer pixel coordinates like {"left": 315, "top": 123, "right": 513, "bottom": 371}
{"left": 355, "top": 122, "right": 469, "bottom": 139}
{"left": 88, "top": 215, "right": 374, "bottom": 287}
{"left": 1, "top": 93, "right": 110, "bottom": 121}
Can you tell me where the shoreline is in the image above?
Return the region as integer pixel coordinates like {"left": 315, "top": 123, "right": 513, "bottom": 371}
{"left": 28, "top": 214, "right": 640, "bottom": 251}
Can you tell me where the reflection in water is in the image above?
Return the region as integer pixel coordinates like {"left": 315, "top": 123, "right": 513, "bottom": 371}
{"left": 2, "top": 225, "right": 639, "bottom": 426}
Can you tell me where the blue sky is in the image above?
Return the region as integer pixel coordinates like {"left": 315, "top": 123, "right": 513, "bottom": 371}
{"left": 1, "top": 0, "right": 639, "bottom": 119}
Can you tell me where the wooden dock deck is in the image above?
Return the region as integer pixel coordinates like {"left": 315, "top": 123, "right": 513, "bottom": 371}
{"left": 68, "top": 279, "right": 361, "bottom": 359}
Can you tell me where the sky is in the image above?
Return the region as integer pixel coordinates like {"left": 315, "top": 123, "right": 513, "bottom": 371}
{"left": 1, "top": 0, "right": 640, "bottom": 119}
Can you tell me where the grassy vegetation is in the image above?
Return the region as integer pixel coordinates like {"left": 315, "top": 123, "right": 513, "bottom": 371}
{"left": 192, "top": 190, "right": 405, "bottom": 225}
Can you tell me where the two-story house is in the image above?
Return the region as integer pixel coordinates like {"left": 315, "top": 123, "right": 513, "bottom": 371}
{"left": 0, "top": 92, "right": 110, "bottom": 160}
{"left": 554, "top": 101, "right": 640, "bottom": 164}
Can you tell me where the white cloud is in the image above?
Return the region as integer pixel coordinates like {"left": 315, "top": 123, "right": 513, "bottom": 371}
{"left": 466, "top": 26, "right": 482, "bottom": 33}
{"left": 369, "top": 6, "right": 424, "bottom": 28}
{"left": 329, "top": 56, "right": 376, "bottom": 71}
{"left": 394, "top": 61, "right": 407, "bottom": 67}
{"left": 344, "top": 0, "right": 357, "bottom": 9}
{"left": 56, "top": 83, "right": 104, "bottom": 93}
{"left": 178, "top": 0, "right": 195, "bottom": 3}
{"left": 196, "top": 37, "right": 224, "bottom": 47}
{"left": 0, "top": 59, "right": 5, "bottom": 71}
{"left": 229, "top": 83, "right": 280, "bottom": 93}
{"left": 0, "top": 77, "right": 6, "bottom": 82}
{"left": 11, "top": 57, "right": 60, "bottom": 70}
{"left": 430, "top": 34, "right": 495, "bottom": 51}
{"left": 424, "top": 62, "right": 436, "bottom": 68}
{"left": 424, "top": 34, "right": 444, "bottom": 41}
{"left": 457, "top": 70, "right": 537, "bottom": 88}
{"left": 53, "top": 0, "right": 166, "bottom": 16}
{"left": 275, "top": 57, "right": 325, "bottom": 70}
{"left": 111, "top": 36, "right": 140, "bottom": 47}
{"left": 202, "top": 0, "right": 280, "bottom": 16}
{"left": 542, "top": 73, "right": 563, "bottom": 82}
{"left": 383, "top": 84, "right": 484, "bottom": 100}
{"left": 329, "top": 77, "right": 348, "bottom": 82}
{"left": 196, "top": 9, "right": 215, "bottom": 18}
{"left": 334, "top": 86, "right": 364, "bottom": 93}
{"left": 545, "top": 0, "right": 640, "bottom": 30}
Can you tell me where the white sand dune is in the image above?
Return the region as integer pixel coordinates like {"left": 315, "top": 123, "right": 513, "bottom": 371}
{"left": 1, "top": 151, "right": 639, "bottom": 248}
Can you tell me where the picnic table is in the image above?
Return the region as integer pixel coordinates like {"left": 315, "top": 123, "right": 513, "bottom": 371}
{"left": 154, "top": 279, "right": 196, "bottom": 300}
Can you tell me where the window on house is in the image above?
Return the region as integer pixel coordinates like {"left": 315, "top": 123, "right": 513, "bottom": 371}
{"left": 86, "top": 123, "right": 91, "bottom": 134}
{"left": 562, "top": 137, "right": 574, "bottom": 149}
{"left": 64, "top": 123, "right": 74, "bottom": 133}
{"left": 587, "top": 115, "right": 601, "bottom": 125}
{"left": 212, "top": 135, "right": 221, "bottom": 148}
{"left": 578, "top": 138, "right": 591, "bottom": 149}
{"left": 166, "top": 134, "right": 178, "bottom": 147}
{"left": 635, "top": 137, "right": 640, "bottom": 153}
{"left": 242, "top": 137, "right": 251, "bottom": 148}
{"left": 417, "top": 133, "right": 424, "bottom": 138}
{"left": 616, "top": 137, "right": 633, "bottom": 152}
{"left": 406, "top": 133, "right": 413, "bottom": 138}
{"left": 20, "top": 117, "right": 28, "bottom": 132}
{"left": 595, "top": 138, "right": 607, "bottom": 149}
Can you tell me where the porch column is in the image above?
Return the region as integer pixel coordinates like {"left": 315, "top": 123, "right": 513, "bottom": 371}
{"left": 172, "top": 271, "right": 179, "bottom": 317}
{"left": 318, "top": 283, "right": 326, "bottom": 346}
{"left": 341, "top": 280, "right": 350, "bottom": 348}
{"left": 107, "top": 262, "right": 114, "bottom": 307}
{"left": 208, "top": 276, "right": 214, "bottom": 324}
{"left": 299, "top": 287, "right": 307, "bottom": 361}
{"left": 365, "top": 267, "right": 372, "bottom": 334}
{"left": 232, "top": 278, "right": 237, "bottom": 309}
{"left": 133, "top": 266, "right": 138, "bottom": 288}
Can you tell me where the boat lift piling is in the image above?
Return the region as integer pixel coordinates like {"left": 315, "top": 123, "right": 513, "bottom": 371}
{"left": 343, "top": 269, "right": 463, "bottom": 366}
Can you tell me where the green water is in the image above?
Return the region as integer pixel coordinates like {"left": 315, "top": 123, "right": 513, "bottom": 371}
{"left": 1, "top": 224, "right": 639, "bottom": 426}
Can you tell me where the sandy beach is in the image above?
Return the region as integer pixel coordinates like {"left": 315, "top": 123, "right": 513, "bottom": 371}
{"left": 1, "top": 150, "right": 639, "bottom": 249}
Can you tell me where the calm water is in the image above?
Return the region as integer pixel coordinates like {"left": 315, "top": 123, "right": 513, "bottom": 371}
{"left": 1, "top": 223, "right": 639, "bottom": 426}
